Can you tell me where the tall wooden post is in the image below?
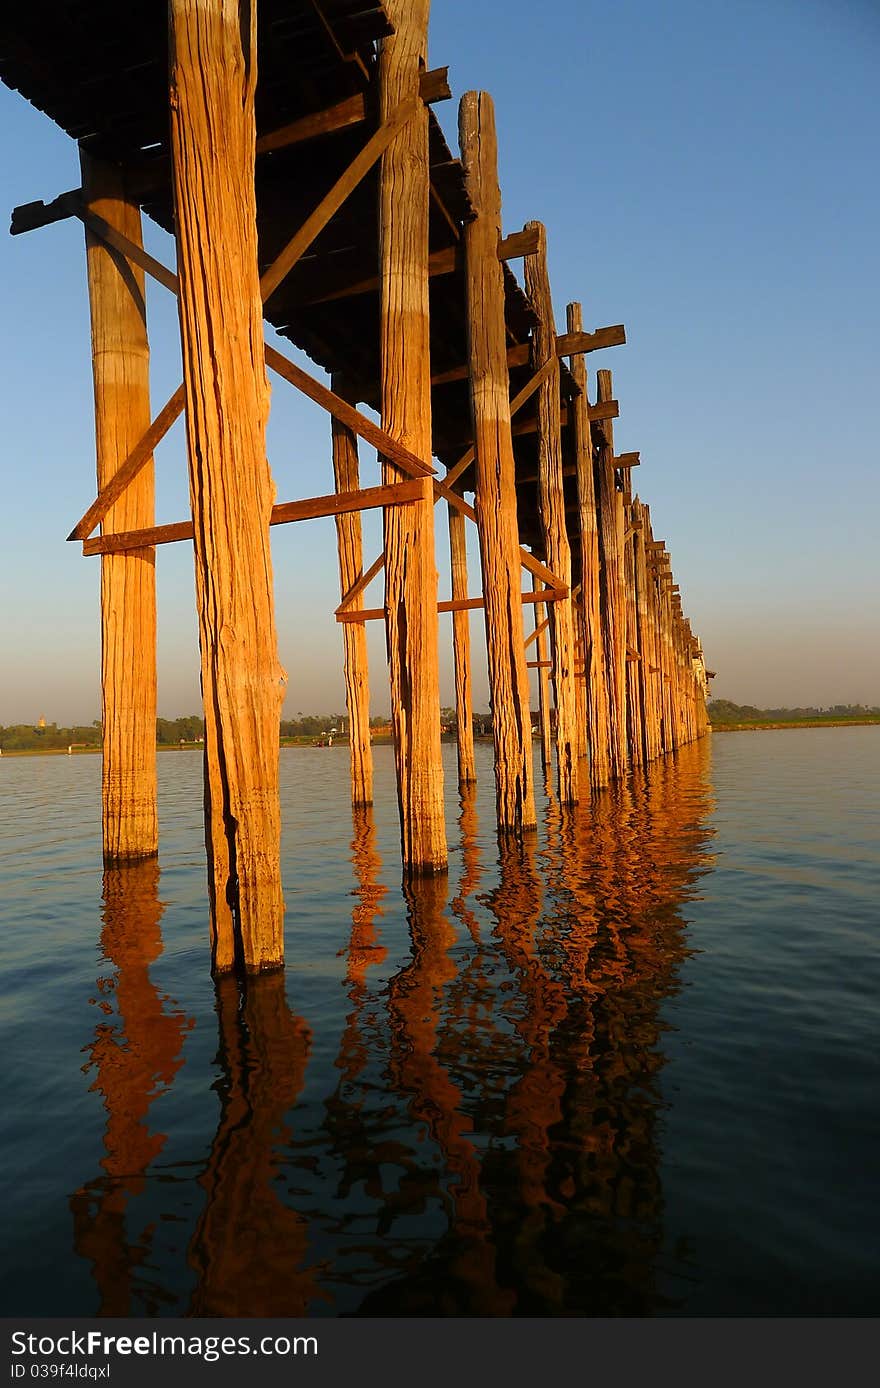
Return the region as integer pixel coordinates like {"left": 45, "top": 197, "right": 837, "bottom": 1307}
{"left": 532, "top": 574, "right": 553, "bottom": 771}
{"left": 567, "top": 302, "right": 610, "bottom": 788}
{"left": 524, "top": 223, "right": 578, "bottom": 804}
{"left": 379, "top": 0, "right": 447, "bottom": 874}
{"left": 447, "top": 504, "right": 476, "bottom": 785}
{"left": 459, "top": 91, "right": 536, "bottom": 834}
{"left": 81, "top": 154, "right": 158, "bottom": 863}
{"left": 632, "top": 499, "right": 662, "bottom": 763}
{"left": 624, "top": 509, "right": 645, "bottom": 769}
{"left": 595, "top": 367, "right": 629, "bottom": 778}
{"left": 331, "top": 376, "right": 373, "bottom": 806}
{"left": 169, "top": 0, "right": 285, "bottom": 973}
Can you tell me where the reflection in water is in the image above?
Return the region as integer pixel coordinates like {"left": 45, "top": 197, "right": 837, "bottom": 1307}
{"left": 70, "top": 861, "right": 192, "bottom": 1315}
{"left": 69, "top": 743, "right": 716, "bottom": 1315}
{"left": 188, "top": 974, "right": 317, "bottom": 1315}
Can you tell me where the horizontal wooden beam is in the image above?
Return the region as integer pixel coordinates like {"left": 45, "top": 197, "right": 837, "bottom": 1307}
{"left": 615, "top": 451, "right": 640, "bottom": 469}
{"left": 11, "top": 73, "right": 454, "bottom": 235}
{"left": 337, "top": 585, "right": 564, "bottom": 623}
{"left": 526, "top": 660, "right": 552, "bottom": 669}
{"left": 308, "top": 227, "right": 538, "bottom": 308}
{"left": 82, "top": 481, "right": 422, "bottom": 556}
{"left": 431, "top": 324, "right": 625, "bottom": 389}
{"left": 256, "top": 67, "right": 451, "bottom": 156}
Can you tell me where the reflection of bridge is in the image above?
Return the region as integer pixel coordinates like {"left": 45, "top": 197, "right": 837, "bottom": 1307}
{"left": 6, "top": 1, "right": 710, "bottom": 975}
{"left": 71, "top": 746, "right": 715, "bottom": 1315}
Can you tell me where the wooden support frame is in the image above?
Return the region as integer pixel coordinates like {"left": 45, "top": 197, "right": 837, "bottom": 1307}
{"left": 447, "top": 505, "right": 476, "bottom": 786}
{"left": 260, "top": 95, "right": 420, "bottom": 303}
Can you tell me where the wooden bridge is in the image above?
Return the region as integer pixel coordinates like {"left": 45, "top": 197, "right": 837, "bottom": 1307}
{"left": 4, "top": 0, "right": 711, "bottom": 975}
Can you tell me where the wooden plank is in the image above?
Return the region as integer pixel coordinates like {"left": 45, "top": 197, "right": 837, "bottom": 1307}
{"left": 336, "top": 550, "right": 385, "bottom": 613}
{"left": 84, "top": 482, "right": 422, "bottom": 554}
{"left": 256, "top": 68, "right": 451, "bottom": 156}
{"left": 338, "top": 586, "right": 563, "bottom": 622}
{"left": 264, "top": 344, "right": 435, "bottom": 478}
{"left": 260, "top": 96, "right": 419, "bottom": 303}
{"left": 431, "top": 326, "right": 625, "bottom": 389}
{"left": 306, "top": 228, "right": 536, "bottom": 309}
{"left": 68, "top": 385, "right": 185, "bottom": 541}
{"left": 615, "top": 451, "right": 640, "bottom": 468}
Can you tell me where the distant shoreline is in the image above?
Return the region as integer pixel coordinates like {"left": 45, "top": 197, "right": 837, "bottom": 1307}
{"left": 711, "top": 719, "right": 880, "bottom": 732}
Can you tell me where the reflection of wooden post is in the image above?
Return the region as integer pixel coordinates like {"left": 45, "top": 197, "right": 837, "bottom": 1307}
{"left": 379, "top": 0, "right": 447, "bottom": 874}
{"left": 169, "top": 0, "right": 285, "bottom": 972}
{"left": 189, "top": 975, "right": 314, "bottom": 1316}
{"left": 459, "top": 92, "right": 536, "bottom": 834}
{"left": 448, "top": 505, "right": 476, "bottom": 785}
{"left": 80, "top": 153, "right": 157, "bottom": 863}
{"left": 331, "top": 376, "right": 373, "bottom": 806}
{"left": 525, "top": 224, "right": 578, "bottom": 804}
{"left": 567, "top": 302, "right": 610, "bottom": 788}
{"left": 532, "top": 574, "right": 553, "bottom": 771}
{"left": 595, "top": 368, "right": 628, "bottom": 778}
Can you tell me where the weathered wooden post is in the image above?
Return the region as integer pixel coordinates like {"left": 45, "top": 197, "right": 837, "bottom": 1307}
{"left": 80, "top": 153, "right": 158, "bottom": 863}
{"left": 524, "top": 223, "right": 578, "bottom": 804}
{"left": 595, "top": 367, "right": 629, "bottom": 778}
{"left": 566, "top": 302, "right": 611, "bottom": 789}
{"left": 623, "top": 491, "right": 645, "bottom": 769}
{"left": 169, "top": 0, "right": 285, "bottom": 973}
{"left": 332, "top": 376, "right": 373, "bottom": 805}
{"left": 378, "top": 0, "right": 447, "bottom": 874}
{"left": 531, "top": 574, "right": 553, "bottom": 771}
{"left": 459, "top": 91, "right": 537, "bottom": 834}
{"left": 447, "top": 505, "right": 477, "bottom": 785}
{"left": 632, "top": 499, "right": 663, "bottom": 763}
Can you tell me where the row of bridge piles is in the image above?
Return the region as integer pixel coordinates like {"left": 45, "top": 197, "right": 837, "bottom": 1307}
{"left": 67, "top": 1, "right": 710, "bottom": 977}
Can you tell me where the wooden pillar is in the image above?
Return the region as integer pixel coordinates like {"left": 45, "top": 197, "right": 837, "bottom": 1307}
{"left": 532, "top": 574, "right": 553, "bottom": 771}
{"left": 524, "top": 223, "right": 578, "bottom": 804}
{"left": 81, "top": 153, "right": 158, "bottom": 864}
{"left": 169, "top": 0, "right": 285, "bottom": 973}
{"left": 566, "top": 302, "right": 611, "bottom": 789}
{"left": 595, "top": 367, "right": 629, "bottom": 778}
{"left": 624, "top": 509, "right": 645, "bottom": 769}
{"left": 632, "top": 499, "right": 662, "bottom": 763}
{"left": 379, "top": 0, "right": 447, "bottom": 874}
{"left": 458, "top": 91, "right": 536, "bottom": 834}
{"left": 331, "top": 375, "right": 373, "bottom": 805}
{"left": 447, "top": 504, "right": 476, "bottom": 785}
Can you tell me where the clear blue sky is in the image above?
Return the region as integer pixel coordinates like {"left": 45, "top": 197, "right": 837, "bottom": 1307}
{"left": 1, "top": 0, "right": 878, "bottom": 724}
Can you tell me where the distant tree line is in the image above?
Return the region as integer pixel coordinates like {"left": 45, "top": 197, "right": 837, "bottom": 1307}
{"left": 708, "top": 700, "right": 880, "bottom": 726}
{"left": 2, "top": 708, "right": 507, "bottom": 752}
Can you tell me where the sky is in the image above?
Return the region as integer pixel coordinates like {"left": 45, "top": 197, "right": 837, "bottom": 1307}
{"left": 1, "top": 0, "right": 878, "bottom": 725}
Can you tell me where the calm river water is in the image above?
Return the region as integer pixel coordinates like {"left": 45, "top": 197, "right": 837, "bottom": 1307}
{"left": 1, "top": 729, "right": 877, "bottom": 1317}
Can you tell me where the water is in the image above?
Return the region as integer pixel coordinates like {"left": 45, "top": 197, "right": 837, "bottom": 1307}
{"left": 0, "top": 729, "right": 877, "bottom": 1317}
